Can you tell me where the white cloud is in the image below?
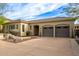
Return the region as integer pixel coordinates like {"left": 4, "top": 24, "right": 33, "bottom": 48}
{"left": 3, "top": 3, "right": 66, "bottom": 20}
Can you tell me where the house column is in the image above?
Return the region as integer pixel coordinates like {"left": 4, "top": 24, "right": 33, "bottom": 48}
{"left": 39, "top": 25, "right": 42, "bottom": 36}
{"left": 70, "top": 24, "right": 74, "bottom": 38}
{"left": 69, "top": 25, "right": 72, "bottom": 37}
{"left": 69, "top": 24, "right": 72, "bottom": 38}
{"left": 19, "top": 23, "right": 22, "bottom": 36}
{"left": 31, "top": 25, "right": 34, "bottom": 36}
{"left": 53, "top": 25, "right": 55, "bottom": 37}
{"left": 73, "top": 25, "right": 75, "bottom": 38}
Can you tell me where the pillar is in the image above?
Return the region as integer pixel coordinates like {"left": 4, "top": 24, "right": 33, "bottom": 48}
{"left": 53, "top": 25, "right": 55, "bottom": 37}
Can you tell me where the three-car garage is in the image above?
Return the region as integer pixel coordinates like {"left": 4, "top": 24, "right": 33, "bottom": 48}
{"left": 31, "top": 17, "right": 75, "bottom": 38}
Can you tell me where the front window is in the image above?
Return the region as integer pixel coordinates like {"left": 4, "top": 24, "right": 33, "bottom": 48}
{"left": 11, "top": 25, "right": 15, "bottom": 29}
{"left": 30, "top": 25, "right": 32, "bottom": 30}
{"left": 16, "top": 24, "right": 18, "bottom": 29}
{"left": 22, "top": 25, "right": 25, "bottom": 32}
{"left": 9, "top": 25, "right": 15, "bottom": 29}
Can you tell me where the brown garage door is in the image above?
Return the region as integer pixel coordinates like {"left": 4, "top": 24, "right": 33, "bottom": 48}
{"left": 43, "top": 27, "right": 53, "bottom": 37}
{"left": 55, "top": 26, "right": 70, "bottom": 37}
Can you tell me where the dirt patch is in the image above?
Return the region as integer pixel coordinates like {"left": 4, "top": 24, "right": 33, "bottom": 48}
{"left": 2, "top": 36, "right": 37, "bottom": 43}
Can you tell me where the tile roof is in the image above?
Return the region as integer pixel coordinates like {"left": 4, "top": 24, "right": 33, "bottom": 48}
{"left": 4, "top": 17, "right": 76, "bottom": 24}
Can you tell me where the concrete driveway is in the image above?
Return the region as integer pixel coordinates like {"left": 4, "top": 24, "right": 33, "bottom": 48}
{"left": 0, "top": 37, "right": 79, "bottom": 56}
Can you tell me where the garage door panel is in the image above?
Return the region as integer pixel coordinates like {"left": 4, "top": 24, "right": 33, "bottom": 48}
{"left": 43, "top": 27, "right": 53, "bottom": 37}
{"left": 55, "top": 26, "right": 69, "bottom": 37}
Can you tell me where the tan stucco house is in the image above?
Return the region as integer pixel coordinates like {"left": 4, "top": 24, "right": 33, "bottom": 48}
{"left": 2, "top": 17, "right": 78, "bottom": 38}
{"left": 3, "top": 20, "right": 29, "bottom": 36}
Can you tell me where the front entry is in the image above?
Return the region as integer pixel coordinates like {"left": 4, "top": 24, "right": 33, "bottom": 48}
{"left": 34, "top": 25, "right": 39, "bottom": 36}
{"left": 43, "top": 27, "right": 53, "bottom": 37}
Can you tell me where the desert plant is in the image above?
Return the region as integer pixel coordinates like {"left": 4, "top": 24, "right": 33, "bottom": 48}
{"left": 9, "top": 30, "right": 20, "bottom": 36}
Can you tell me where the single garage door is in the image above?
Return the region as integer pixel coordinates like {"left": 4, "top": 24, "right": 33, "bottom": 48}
{"left": 43, "top": 27, "right": 53, "bottom": 37}
{"left": 55, "top": 26, "right": 70, "bottom": 37}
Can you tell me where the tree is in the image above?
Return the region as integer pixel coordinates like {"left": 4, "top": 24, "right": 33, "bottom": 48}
{"left": 0, "top": 16, "right": 6, "bottom": 25}
{"left": 0, "top": 3, "right": 7, "bottom": 15}
{"left": 0, "top": 3, "right": 8, "bottom": 25}
{"left": 63, "top": 3, "right": 79, "bottom": 17}
{"left": 0, "top": 16, "right": 7, "bottom": 33}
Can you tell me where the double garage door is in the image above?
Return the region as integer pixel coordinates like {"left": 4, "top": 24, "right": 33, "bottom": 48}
{"left": 55, "top": 26, "right": 69, "bottom": 37}
{"left": 43, "top": 26, "right": 70, "bottom": 37}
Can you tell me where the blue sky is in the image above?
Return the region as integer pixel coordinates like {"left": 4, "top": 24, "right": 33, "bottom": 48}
{"left": 1, "top": 3, "right": 79, "bottom": 24}
{"left": 3, "top": 3, "right": 69, "bottom": 21}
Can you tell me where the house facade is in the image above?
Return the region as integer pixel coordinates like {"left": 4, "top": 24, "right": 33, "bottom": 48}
{"left": 3, "top": 20, "right": 29, "bottom": 36}
{"left": 3, "top": 17, "right": 77, "bottom": 38}
{"left": 29, "top": 17, "right": 75, "bottom": 38}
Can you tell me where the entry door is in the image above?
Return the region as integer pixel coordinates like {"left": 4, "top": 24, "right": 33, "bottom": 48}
{"left": 55, "top": 26, "right": 69, "bottom": 37}
{"left": 43, "top": 27, "right": 53, "bottom": 37}
{"left": 34, "top": 25, "right": 39, "bottom": 36}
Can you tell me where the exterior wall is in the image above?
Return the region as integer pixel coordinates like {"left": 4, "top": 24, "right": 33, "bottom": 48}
{"left": 3, "top": 19, "right": 75, "bottom": 37}
{"left": 74, "top": 24, "right": 79, "bottom": 30}
{"left": 4, "top": 23, "right": 20, "bottom": 33}
{"left": 20, "top": 23, "right": 29, "bottom": 36}
{"left": 30, "top": 20, "right": 74, "bottom": 37}
{"left": 4, "top": 23, "right": 29, "bottom": 36}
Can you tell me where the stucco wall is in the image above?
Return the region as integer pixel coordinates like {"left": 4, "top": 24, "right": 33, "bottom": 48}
{"left": 20, "top": 23, "right": 29, "bottom": 36}
{"left": 4, "top": 23, "right": 29, "bottom": 36}
{"left": 30, "top": 20, "right": 74, "bottom": 37}
{"left": 74, "top": 24, "right": 79, "bottom": 30}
